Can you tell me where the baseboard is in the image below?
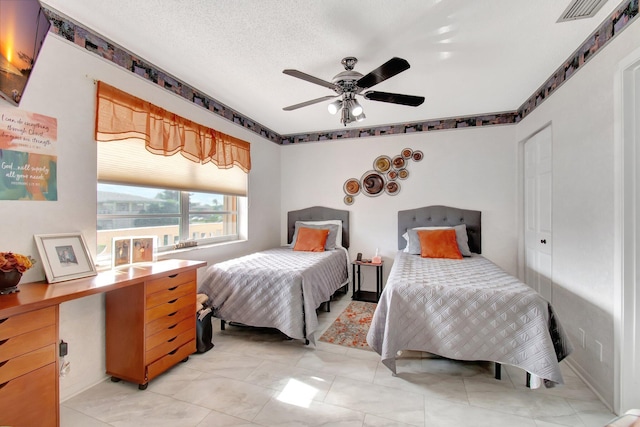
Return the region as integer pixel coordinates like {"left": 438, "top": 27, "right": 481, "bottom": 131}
{"left": 565, "top": 358, "right": 616, "bottom": 414}
{"left": 60, "top": 375, "right": 111, "bottom": 403}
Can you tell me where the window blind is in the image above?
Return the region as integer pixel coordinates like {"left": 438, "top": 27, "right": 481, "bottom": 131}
{"left": 95, "top": 81, "right": 250, "bottom": 196}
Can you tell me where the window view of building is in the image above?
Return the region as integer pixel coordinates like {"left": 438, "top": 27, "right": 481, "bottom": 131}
{"left": 97, "top": 183, "right": 239, "bottom": 265}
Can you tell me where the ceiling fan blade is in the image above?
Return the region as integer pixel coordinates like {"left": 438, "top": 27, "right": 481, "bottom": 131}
{"left": 357, "top": 57, "right": 411, "bottom": 89}
{"left": 283, "top": 95, "right": 338, "bottom": 111}
{"left": 283, "top": 69, "right": 337, "bottom": 90}
{"left": 363, "top": 91, "right": 425, "bottom": 107}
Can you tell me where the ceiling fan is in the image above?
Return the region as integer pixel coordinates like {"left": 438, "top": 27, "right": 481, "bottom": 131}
{"left": 282, "top": 56, "right": 425, "bottom": 126}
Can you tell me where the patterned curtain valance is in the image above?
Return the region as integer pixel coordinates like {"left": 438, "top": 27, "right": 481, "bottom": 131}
{"left": 95, "top": 81, "right": 251, "bottom": 173}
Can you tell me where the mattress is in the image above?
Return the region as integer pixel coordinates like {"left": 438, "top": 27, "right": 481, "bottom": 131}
{"left": 199, "top": 246, "right": 349, "bottom": 344}
{"left": 366, "top": 251, "right": 573, "bottom": 386}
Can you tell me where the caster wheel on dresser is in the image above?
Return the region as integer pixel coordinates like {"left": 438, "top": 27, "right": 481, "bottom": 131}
{"left": 110, "top": 377, "right": 121, "bottom": 382}
{"left": 138, "top": 383, "right": 148, "bottom": 390}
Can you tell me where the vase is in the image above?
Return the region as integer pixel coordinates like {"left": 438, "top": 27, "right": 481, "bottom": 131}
{"left": 0, "top": 270, "right": 22, "bottom": 295}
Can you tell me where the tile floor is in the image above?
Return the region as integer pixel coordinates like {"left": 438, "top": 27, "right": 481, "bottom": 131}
{"left": 61, "top": 292, "right": 617, "bottom": 427}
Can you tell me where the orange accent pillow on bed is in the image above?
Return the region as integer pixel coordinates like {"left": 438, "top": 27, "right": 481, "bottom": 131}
{"left": 293, "top": 227, "right": 329, "bottom": 252}
{"left": 417, "top": 229, "right": 463, "bottom": 259}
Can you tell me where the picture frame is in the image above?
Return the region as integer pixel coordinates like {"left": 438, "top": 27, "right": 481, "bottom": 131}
{"left": 112, "top": 237, "right": 132, "bottom": 268}
{"left": 34, "top": 233, "right": 97, "bottom": 283}
{"left": 131, "top": 236, "right": 156, "bottom": 264}
{"left": 111, "top": 236, "right": 157, "bottom": 268}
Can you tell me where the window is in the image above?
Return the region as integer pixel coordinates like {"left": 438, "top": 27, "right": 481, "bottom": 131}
{"left": 94, "top": 82, "right": 252, "bottom": 267}
{"left": 96, "top": 183, "right": 240, "bottom": 265}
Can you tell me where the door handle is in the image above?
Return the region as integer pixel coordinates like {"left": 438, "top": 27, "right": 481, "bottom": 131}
{"left": 540, "top": 239, "right": 547, "bottom": 244}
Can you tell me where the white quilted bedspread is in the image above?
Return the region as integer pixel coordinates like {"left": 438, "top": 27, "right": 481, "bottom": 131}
{"left": 367, "top": 251, "right": 573, "bottom": 386}
{"left": 199, "top": 247, "right": 349, "bottom": 344}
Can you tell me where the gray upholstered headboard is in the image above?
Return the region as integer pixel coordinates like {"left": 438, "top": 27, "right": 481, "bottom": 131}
{"left": 287, "top": 206, "right": 350, "bottom": 249}
{"left": 397, "top": 205, "right": 481, "bottom": 254}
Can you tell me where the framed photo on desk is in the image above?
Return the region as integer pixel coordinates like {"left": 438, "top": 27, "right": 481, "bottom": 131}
{"left": 34, "top": 232, "right": 97, "bottom": 283}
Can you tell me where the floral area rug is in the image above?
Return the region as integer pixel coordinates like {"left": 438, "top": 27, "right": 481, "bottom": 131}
{"left": 319, "top": 301, "right": 377, "bottom": 350}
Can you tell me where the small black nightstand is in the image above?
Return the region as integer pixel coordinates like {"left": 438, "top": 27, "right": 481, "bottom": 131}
{"left": 351, "top": 260, "right": 384, "bottom": 302}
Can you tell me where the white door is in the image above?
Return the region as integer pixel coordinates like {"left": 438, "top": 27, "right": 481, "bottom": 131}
{"left": 524, "top": 126, "right": 553, "bottom": 301}
{"left": 616, "top": 51, "right": 640, "bottom": 413}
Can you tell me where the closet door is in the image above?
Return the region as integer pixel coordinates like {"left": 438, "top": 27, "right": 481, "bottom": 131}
{"left": 524, "top": 125, "right": 553, "bottom": 301}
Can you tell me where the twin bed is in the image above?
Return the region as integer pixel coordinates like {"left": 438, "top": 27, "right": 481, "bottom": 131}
{"left": 198, "top": 206, "right": 350, "bottom": 345}
{"left": 198, "top": 204, "right": 572, "bottom": 387}
{"left": 366, "top": 205, "right": 573, "bottom": 387}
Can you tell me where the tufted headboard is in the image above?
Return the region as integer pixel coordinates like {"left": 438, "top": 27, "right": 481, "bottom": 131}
{"left": 397, "top": 205, "right": 481, "bottom": 254}
{"left": 287, "top": 206, "right": 350, "bottom": 249}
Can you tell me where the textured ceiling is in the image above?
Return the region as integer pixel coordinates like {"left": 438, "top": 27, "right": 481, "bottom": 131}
{"left": 41, "top": 0, "right": 623, "bottom": 136}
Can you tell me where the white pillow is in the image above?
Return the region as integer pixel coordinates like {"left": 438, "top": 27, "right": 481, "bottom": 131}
{"left": 402, "top": 224, "right": 472, "bottom": 256}
{"left": 290, "top": 220, "right": 343, "bottom": 249}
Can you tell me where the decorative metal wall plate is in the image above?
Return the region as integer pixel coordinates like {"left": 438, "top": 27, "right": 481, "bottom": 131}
{"left": 343, "top": 147, "right": 424, "bottom": 204}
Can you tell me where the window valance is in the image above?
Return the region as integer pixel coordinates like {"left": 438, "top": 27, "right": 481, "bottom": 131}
{"left": 95, "top": 81, "right": 251, "bottom": 173}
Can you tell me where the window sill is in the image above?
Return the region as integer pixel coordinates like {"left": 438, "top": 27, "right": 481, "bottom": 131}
{"left": 95, "top": 239, "right": 247, "bottom": 272}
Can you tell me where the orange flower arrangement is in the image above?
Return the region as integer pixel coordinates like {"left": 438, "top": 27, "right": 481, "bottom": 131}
{"left": 0, "top": 252, "right": 35, "bottom": 274}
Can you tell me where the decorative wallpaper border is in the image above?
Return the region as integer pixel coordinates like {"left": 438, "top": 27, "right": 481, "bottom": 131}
{"left": 42, "top": 7, "right": 282, "bottom": 145}
{"left": 41, "top": 1, "right": 638, "bottom": 146}
{"left": 516, "top": 0, "right": 638, "bottom": 121}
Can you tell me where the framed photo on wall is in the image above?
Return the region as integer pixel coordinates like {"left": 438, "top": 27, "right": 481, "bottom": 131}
{"left": 112, "top": 237, "right": 131, "bottom": 268}
{"left": 131, "top": 236, "right": 156, "bottom": 264}
{"left": 34, "top": 233, "right": 97, "bottom": 283}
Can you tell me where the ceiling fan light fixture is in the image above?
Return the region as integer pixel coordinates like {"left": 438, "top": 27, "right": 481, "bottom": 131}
{"left": 351, "top": 99, "right": 363, "bottom": 116}
{"left": 340, "top": 107, "right": 353, "bottom": 126}
{"left": 327, "top": 99, "right": 342, "bottom": 115}
{"left": 355, "top": 112, "right": 366, "bottom": 122}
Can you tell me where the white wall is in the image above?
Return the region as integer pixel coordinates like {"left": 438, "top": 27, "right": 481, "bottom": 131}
{"left": 515, "top": 19, "right": 640, "bottom": 409}
{"left": 3, "top": 11, "right": 638, "bottom": 409}
{"left": 0, "top": 34, "right": 281, "bottom": 400}
{"left": 280, "top": 125, "right": 519, "bottom": 288}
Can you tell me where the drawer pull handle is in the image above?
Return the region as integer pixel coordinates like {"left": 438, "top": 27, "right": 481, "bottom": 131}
{"left": 168, "top": 324, "right": 177, "bottom": 330}
{"left": 168, "top": 349, "right": 178, "bottom": 355}
{"left": 0, "top": 318, "right": 6, "bottom": 324}
{"left": 168, "top": 298, "right": 178, "bottom": 304}
{"left": 0, "top": 381, "right": 8, "bottom": 390}
{"left": 168, "top": 286, "right": 178, "bottom": 291}
{"left": 0, "top": 361, "right": 7, "bottom": 368}
{"left": 167, "top": 311, "right": 178, "bottom": 317}
{"left": 167, "top": 337, "right": 177, "bottom": 343}
{"left": 168, "top": 274, "right": 178, "bottom": 278}
{"left": 0, "top": 338, "right": 8, "bottom": 346}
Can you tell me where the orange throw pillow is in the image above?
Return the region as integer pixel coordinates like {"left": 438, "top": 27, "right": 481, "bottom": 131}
{"left": 417, "top": 229, "right": 463, "bottom": 259}
{"left": 293, "top": 227, "right": 329, "bottom": 252}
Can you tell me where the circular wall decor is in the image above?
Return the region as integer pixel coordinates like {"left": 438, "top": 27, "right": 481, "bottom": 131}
{"left": 392, "top": 155, "right": 405, "bottom": 170}
{"left": 401, "top": 148, "right": 413, "bottom": 159}
{"left": 361, "top": 170, "right": 385, "bottom": 197}
{"left": 412, "top": 150, "right": 424, "bottom": 162}
{"left": 387, "top": 170, "right": 398, "bottom": 181}
{"left": 385, "top": 181, "right": 400, "bottom": 195}
{"left": 344, "top": 195, "right": 354, "bottom": 205}
{"left": 398, "top": 169, "right": 409, "bottom": 180}
{"left": 343, "top": 178, "right": 361, "bottom": 196}
{"left": 373, "top": 155, "right": 391, "bottom": 173}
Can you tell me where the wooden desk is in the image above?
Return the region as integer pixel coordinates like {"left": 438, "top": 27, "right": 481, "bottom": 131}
{"left": 0, "top": 259, "right": 206, "bottom": 427}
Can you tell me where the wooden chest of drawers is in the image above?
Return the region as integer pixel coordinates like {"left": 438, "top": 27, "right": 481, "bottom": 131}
{"left": 0, "top": 305, "right": 59, "bottom": 427}
{"left": 105, "top": 269, "right": 197, "bottom": 389}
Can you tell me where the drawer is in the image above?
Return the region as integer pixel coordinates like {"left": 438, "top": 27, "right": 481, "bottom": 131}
{"left": 0, "top": 324, "right": 56, "bottom": 362}
{"left": 145, "top": 293, "right": 195, "bottom": 323}
{"left": 145, "top": 305, "right": 193, "bottom": 338}
{"left": 146, "top": 270, "right": 195, "bottom": 296}
{"left": 145, "top": 328, "right": 194, "bottom": 364}
{"left": 0, "top": 344, "right": 56, "bottom": 384}
{"left": 146, "top": 317, "right": 194, "bottom": 351}
{"left": 0, "top": 362, "right": 58, "bottom": 427}
{"left": 0, "top": 306, "right": 56, "bottom": 340}
{"left": 146, "top": 281, "right": 195, "bottom": 309}
{"left": 146, "top": 339, "right": 195, "bottom": 381}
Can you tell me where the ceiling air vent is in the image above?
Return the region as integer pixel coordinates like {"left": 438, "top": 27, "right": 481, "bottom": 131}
{"left": 557, "top": 0, "right": 608, "bottom": 22}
